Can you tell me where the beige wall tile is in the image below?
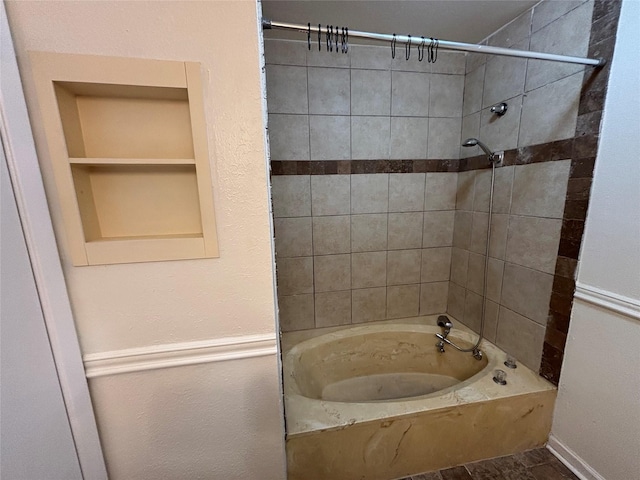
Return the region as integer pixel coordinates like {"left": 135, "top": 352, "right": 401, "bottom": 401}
{"left": 473, "top": 170, "right": 491, "bottom": 212}
{"left": 456, "top": 171, "right": 476, "bottom": 210}
{"left": 511, "top": 160, "right": 570, "bottom": 218}
{"left": 351, "top": 174, "right": 389, "bottom": 213}
{"left": 387, "top": 249, "right": 422, "bottom": 286}
{"left": 420, "top": 282, "right": 449, "bottom": 315}
{"left": 352, "top": 287, "right": 387, "bottom": 323}
{"left": 483, "top": 300, "right": 500, "bottom": 343}
{"left": 427, "top": 118, "right": 462, "bottom": 159}
{"left": 496, "top": 307, "right": 545, "bottom": 370}
{"left": 482, "top": 38, "right": 528, "bottom": 108}
{"left": 349, "top": 45, "right": 391, "bottom": 70}
{"left": 467, "top": 252, "right": 485, "bottom": 296}
{"left": 519, "top": 73, "right": 582, "bottom": 147}
{"left": 264, "top": 39, "right": 306, "bottom": 66}
{"left": 278, "top": 294, "right": 314, "bottom": 332}
{"left": 352, "top": 251, "right": 387, "bottom": 288}
{"left": 506, "top": 216, "right": 562, "bottom": 274}
{"left": 314, "top": 254, "right": 351, "bottom": 292}
{"left": 479, "top": 95, "right": 522, "bottom": 152}
{"left": 309, "top": 115, "right": 350, "bottom": 160}
{"left": 429, "top": 74, "right": 464, "bottom": 118}
{"left": 272, "top": 176, "right": 311, "bottom": 218}
{"left": 315, "top": 291, "right": 351, "bottom": 328}
{"left": 390, "top": 118, "right": 429, "bottom": 160}
{"left": 389, "top": 173, "right": 426, "bottom": 212}
{"left": 488, "top": 10, "right": 532, "bottom": 48}
{"left": 463, "top": 290, "right": 484, "bottom": 333}
{"left": 351, "top": 69, "right": 391, "bottom": 116}
{"left": 489, "top": 214, "right": 509, "bottom": 259}
{"left": 493, "top": 166, "right": 514, "bottom": 214}
{"left": 277, "top": 257, "right": 313, "bottom": 295}
{"left": 450, "top": 247, "right": 469, "bottom": 286}
{"left": 268, "top": 114, "right": 310, "bottom": 160}
{"left": 501, "top": 263, "right": 553, "bottom": 325}
{"left": 265, "top": 65, "right": 308, "bottom": 114}
{"left": 447, "top": 281, "right": 466, "bottom": 320}
{"left": 274, "top": 217, "right": 313, "bottom": 258}
{"left": 460, "top": 112, "right": 481, "bottom": 158}
{"left": 470, "top": 212, "right": 489, "bottom": 255}
{"left": 391, "top": 71, "right": 430, "bottom": 116}
{"left": 311, "top": 175, "right": 350, "bottom": 216}
{"left": 389, "top": 212, "right": 424, "bottom": 250}
{"left": 526, "top": 1, "right": 593, "bottom": 92}
{"left": 424, "top": 173, "right": 457, "bottom": 211}
{"left": 308, "top": 67, "right": 350, "bottom": 115}
{"left": 453, "top": 211, "right": 472, "bottom": 249}
{"left": 430, "top": 52, "right": 466, "bottom": 74}
{"left": 421, "top": 247, "right": 452, "bottom": 282}
{"left": 423, "top": 211, "right": 455, "bottom": 248}
{"left": 312, "top": 216, "right": 350, "bottom": 255}
{"left": 387, "top": 284, "right": 420, "bottom": 318}
{"left": 463, "top": 64, "right": 485, "bottom": 116}
{"left": 307, "top": 46, "right": 350, "bottom": 68}
{"left": 351, "top": 214, "right": 388, "bottom": 252}
{"left": 487, "top": 258, "right": 505, "bottom": 303}
{"left": 351, "top": 117, "right": 391, "bottom": 159}
{"left": 532, "top": 0, "right": 587, "bottom": 33}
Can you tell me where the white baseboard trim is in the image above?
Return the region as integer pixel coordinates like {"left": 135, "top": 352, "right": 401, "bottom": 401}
{"left": 84, "top": 333, "right": 278, "bottom": 378}
{"left": 575, "top": 283, "right": 640, "bottom": 321}
{"left": 547, "top": 435, "right": 606, "bottom": 480}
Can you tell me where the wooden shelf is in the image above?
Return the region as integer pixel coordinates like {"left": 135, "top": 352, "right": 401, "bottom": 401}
{"left": 69, "top": 157, "right": 196, "bottom": 165}
{"left": 30, "top": 52, "right": 219, "bottom": 265}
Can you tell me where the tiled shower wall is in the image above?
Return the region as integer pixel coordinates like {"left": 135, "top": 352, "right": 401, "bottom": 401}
{"left": 267, "top": 0, "right": 621, "bottom": 383}
{"left": 460, "top": 0, "right": 594, "bottom": 158}
{"left": 271, "top": 173, "right": 457, "bottom": 332}
{"left": 449, "top": 0, "right": 601, "bottom": 372}
{"left": 264, "top": 39, "right": 466, "bottom": 160}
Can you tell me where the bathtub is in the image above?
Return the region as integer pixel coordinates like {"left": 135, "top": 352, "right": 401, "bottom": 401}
{"left": 282, "top": 316, "right": 556, "bottom": 480}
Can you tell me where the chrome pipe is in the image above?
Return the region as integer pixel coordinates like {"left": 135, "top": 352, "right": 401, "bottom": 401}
{"left": 262, "top": 19, "right": 605, "bottom": 67}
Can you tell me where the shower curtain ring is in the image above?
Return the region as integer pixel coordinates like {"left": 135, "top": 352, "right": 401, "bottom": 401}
{"left": 391, "top": 34, "right": 396, "bottom": 59}
{"left": 307, "top": 23, "right": 311, "bottom": 50}
{"left": 318, "top": 24, "right": 321, "bottom": 51}
{"left": 418, "top": 36, "right": 425, "bottom": 62}
{"left": 405, "top": 34, "right": 411, "bottom": 60}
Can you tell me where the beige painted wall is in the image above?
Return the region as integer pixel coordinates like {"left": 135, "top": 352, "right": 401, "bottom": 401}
{"left": 6, "top": 0, "right": 276, "bottom": 354}
{"left": 6, "top": 1, "right": 286, "bottom": 478}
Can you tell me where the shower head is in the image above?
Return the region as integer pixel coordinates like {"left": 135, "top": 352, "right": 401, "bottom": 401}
{"left": 462, "top": 138, "right": 499, "bottom": 163}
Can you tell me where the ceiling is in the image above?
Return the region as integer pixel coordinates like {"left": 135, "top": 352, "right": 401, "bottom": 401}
{"left": 262, "top": 0, "right": 538, "bottom": 45}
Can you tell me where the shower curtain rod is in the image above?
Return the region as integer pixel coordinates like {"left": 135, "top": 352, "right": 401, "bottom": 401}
{"left": 262, "top": 19, "right": 605, "bottom": 67}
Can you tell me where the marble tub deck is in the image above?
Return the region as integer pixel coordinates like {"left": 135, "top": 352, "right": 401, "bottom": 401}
{"left": 282, "top": 316, "right": 557, "bottom": 480}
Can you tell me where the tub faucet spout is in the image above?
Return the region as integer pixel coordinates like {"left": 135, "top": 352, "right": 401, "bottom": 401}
{"left": 437, "top": 315, "right": 453, "bottom": 339}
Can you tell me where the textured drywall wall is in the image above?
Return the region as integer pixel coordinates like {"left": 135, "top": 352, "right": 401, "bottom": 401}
{"left": 5, "top": 1, "right": 286, "bottom": 478}
{"left": 6, "top": 0, "right": 277, "bottom": 354}
{"left": 552, "top": 2, "right": 640, "bottom": 479}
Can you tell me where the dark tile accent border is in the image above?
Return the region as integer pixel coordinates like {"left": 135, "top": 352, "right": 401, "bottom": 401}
{"left": 270, "top": 158, "right": 459, "bottom": 174}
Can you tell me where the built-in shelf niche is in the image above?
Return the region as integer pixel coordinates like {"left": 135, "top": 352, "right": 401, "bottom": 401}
{"left": 30, "top": 52, "right": 218, "bottom": 265}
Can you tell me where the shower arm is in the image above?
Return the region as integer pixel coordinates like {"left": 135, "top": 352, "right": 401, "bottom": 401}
{"left": 262, "top": 19, "right": 605, "bottom": 67}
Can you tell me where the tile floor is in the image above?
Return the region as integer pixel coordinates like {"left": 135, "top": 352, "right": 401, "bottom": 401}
{"left": 399, "top": 448, "right": 579, "bottom": 480}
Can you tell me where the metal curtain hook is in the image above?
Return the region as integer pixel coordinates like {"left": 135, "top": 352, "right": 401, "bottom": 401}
{"left": 341, "top": 27, "right": 345, "bottom": 53}
{"left": 308, "top": 23, "right": 311, "bottom": 50}
{"left": 418, "top": 36, "right": 425, "bottom": 61}
{"left": 405, "top": 34, "right": 411, "bottom": 60}
{"left": 433, "top": 38, "right": 439, "bottom": 63}
{"left": 391, "top": 33, "right": 396, "bottom": 59}
{"left": 318, "top": 24, "right": 321, "bottom": 51}
{"left": 345, "top": 28, "right": 349, "bottom": 53}
{"left": 428, "top": 37, "right": 434, "bottom": 63}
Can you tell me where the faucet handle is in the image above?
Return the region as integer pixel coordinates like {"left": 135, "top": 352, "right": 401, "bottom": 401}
{"left": 437, "top": 315, "right": 453, "bottom": 329}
